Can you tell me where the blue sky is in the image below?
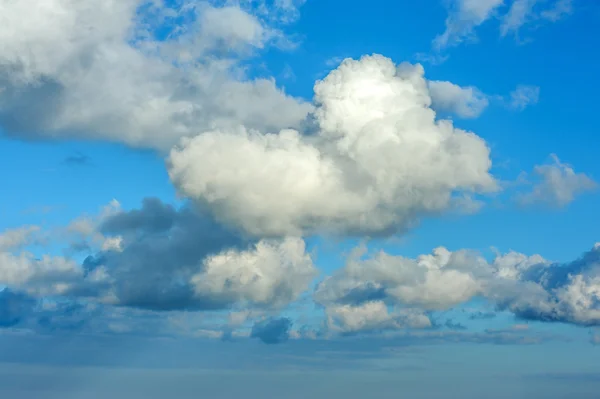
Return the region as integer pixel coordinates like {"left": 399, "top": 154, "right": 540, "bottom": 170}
{"left": 1, "top": 0, "right": 600, "bottom": 397}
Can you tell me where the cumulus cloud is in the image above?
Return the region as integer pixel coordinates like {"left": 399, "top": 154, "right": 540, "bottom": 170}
{"left": 509, "top": 85, "right": 540, "bottom": 110}
{"left": 168, "top": 55, "right": 496, "bottom": 237}
{"left": 250, "top": 317, "right": 292, "bottom": 344}
{"left": 517, "top": 154, "right": 597, "bottom": 208}
{"left": 0, "top": 0, "right": 311, "bottom": 151}
{"left": 428, "top": 80, "right": 490, "bottom": 118}
{"left": 315, "top": 242, "right": 600, "bottom": 334}
{"left": 0, "top": 199, "right": 316, "bottom": 312}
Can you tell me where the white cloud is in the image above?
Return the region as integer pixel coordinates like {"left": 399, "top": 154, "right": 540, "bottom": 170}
{"left": 501, "top": 0, "right": 538, "bottom": 35}
{"left": 0, "top": 252, "right": 83, "bottom": 297}
{"left": 191, "top": 237, "right": 317, "bottom": 309}
{"left": 501, "top": 0, "right": 573, "bottom": 36}
{"left": 508, "top": 85, "right": 540, "bottom": 110}
{"left": 433, "top": 0, "right": 505, "bottom": 50}
{"left": 168, "top": 55, "right": 497, "bottom": 237}
{"left": 0, "top": 226, "right": 41, "bottom": 252}
{"left": 517, "top": 154, "right": 597, "bottom": 207}
{"left": 325, "top": 301, "right": 431, "bottom": 335}
{"left": 316, "top": 242, "right": 600, "bottom": 333}
{"left": 315, "top": 246, "right": 489, "bottom": 312}
{"left": 0, "top": 0, "right": 311, "bottom": 151}
{"left": 428, "top": 80, "right": 490, "bottom": 118}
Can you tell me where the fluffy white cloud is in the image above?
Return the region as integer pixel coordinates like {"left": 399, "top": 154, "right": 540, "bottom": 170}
{"left": 433, "top": 0, "right": 505, "bottom": 49}
{"left": 428, "top": 80, "right": 490, "bottom": 118}
{"left": 315, "top": 242, "right": 600, "bottom": 333}
{"left": 0, "top": 0, "right": 311, "bottom": 151}
{"left": 191, "top": 237, "right": 317, "bottom": 309}
{"left": 0, "top": 251, "right": 82, "bottom": 297}
{"left": 517, "top": 154, "right": 597, "bottom": 207}
{"left": 168, "top": 55, "right": 497, "bottom": 237}
{"left": 315, "top": 246, "right": 488, "bottom": 311}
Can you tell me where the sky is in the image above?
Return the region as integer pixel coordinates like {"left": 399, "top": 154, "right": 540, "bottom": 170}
{"left": 1, "top": 0, "right": 600, "bottom": 398}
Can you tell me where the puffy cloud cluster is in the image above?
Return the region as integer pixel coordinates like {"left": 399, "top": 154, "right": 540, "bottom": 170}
{"left": 0, "top": 0, "right": 311, "bottom": 150}
{"left": 169, "top": 55, "right": 497, "bottom": 237}
{"left": 0, "top": 0, "right": 596, "bottom": 344}
{"left": 0, "top": 199, "right": 317, "bottom": 314}
{"left": 315, "top": 243, "right": 600, "bottom": 334}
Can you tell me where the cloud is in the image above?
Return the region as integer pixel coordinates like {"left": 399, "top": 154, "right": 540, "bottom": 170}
{"left": 251, "top": 317, "right": 292, "bottom": 344}
{"left": 467, "top": 310, "right": 497, "bottom": 320}
{"left": 62, "top": 152, "right": 91, "bottom": 167}
{"left": 433, "top": 0, "right": 574, "bottom": 52}
{"left": 428, "top": 80, "right": 490, "bottom": 118}
{"left": 0, "top": 199, "right": 317, "bottom": 312}
{"left": 315, "top": 242, "right": 600, "bottom": 334}
{"left": 433, "top": 0, "right": 505, "bottom": 50}
{"left": 168, "top": 55, "right": 496, "bottom": 237}
{"left": 444, "top": 319, "right": 467, "bottom": 330}
{"left": 509, "top": 85, "right": 540, "bottom": 110}
{"left": 325, "top": 301, "right": 431, "bottom": 335}
{"left": 501, "top": 0, "right": 573, "bottom": 36}
{"left": 592, "top": 331, "right": 600, "bottom": 345}
{"left": 0, "top": 226, "right": 41, "bottom": 252}
{"left": 0, "top": 0, "right": 311, "bottom": 151}
{"left": 0, "top": 289, "right": 36, "bottom": 328}
{"left": 517, "top": 154, "right": 597, "bottom": 208}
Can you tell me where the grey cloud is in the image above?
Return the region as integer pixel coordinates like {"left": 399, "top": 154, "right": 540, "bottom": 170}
{"left": 251, "top": 317, "right": 292, "bottom": 344}
{"left": 467, "top": 310, "right": 497, "bottom": 320}
{"left": 444, "top": 319, "right": 467, "bottom": 331}
{"left": 62, "top": 152, "right": 91, "bottom": 167}
{"left": 0, "top": 289, "right": 36, "bottom": 328}
{"left": 1, "top": 199, "right": 317, "bottom": 313}
{"left": 99, "top": 197, "right": 181, "bottom": 235}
